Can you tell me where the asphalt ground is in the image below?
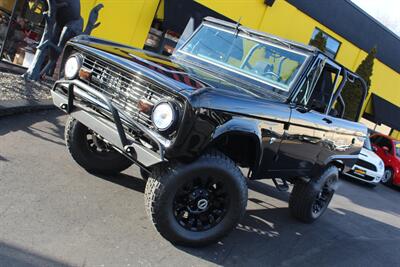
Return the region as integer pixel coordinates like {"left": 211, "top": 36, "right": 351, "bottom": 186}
{"left": 1, "top": 110, "right": 399, "bottom": 267}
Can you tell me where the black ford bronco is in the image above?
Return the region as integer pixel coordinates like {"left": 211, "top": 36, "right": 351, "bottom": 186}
{"left": 52, "top": 17, "right": 368, "bottom": 247}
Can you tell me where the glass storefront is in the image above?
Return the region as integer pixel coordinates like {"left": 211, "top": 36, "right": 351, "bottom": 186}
{"left": 0, "top": 0, "right": 45, "bottom": 68}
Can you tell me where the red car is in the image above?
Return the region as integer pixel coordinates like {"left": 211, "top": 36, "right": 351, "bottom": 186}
{"left": 370, "top": 134, "right": 400, "bottom": 186}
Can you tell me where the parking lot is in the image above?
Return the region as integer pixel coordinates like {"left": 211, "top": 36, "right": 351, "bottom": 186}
{"left": 1, "top": 110, "right": 400, "bottom": 266}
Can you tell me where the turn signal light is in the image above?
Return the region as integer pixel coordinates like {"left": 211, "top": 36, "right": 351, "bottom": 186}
{"left": 79, "top": 68, "right": 92, "bottom": 81}
{"left": 138, "top": 99, "right": 154, "bottom": 114}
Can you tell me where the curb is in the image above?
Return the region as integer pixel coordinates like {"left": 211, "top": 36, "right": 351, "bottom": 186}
{"left": 0, "top": 99, "right": 55, "bottom": 118}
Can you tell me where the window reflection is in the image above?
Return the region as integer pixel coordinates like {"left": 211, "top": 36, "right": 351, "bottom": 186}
{"left": 309, "top": 28, "right": 341, "bottom": 59}
{"left": 0, "top": 0, "right": 45, "bottom": 67}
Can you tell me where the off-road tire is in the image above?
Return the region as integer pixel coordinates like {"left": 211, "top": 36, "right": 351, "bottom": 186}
{"left": 144, "top": 150, "right": 247, "bottom": 247}
{"left": 65, "top": 117, "right": 132, "bottom": 175}
{"left": 289, "top": 166, "right": 338, "bottom": 223}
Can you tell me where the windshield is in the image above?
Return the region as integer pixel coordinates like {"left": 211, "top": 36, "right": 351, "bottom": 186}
{"left": 363, "top": 137, "right": 372, "bottom": 150}
{"left": 178, "top": 25, "right": 308, "bottom": 93}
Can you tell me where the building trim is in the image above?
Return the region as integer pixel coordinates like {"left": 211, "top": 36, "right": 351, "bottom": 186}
{"left": 287, "top": 0, "right": 400, "bottom": 73}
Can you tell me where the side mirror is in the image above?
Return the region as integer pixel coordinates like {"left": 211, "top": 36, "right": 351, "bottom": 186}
{"left": 382, "top": 146, "right": 390, "bottom": 153}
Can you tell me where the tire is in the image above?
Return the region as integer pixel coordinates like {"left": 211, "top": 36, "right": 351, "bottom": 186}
{"left": 289, "top": 166, "right": 338, "bottom": 223}
{"left": 144, "top": 150, "right": 247, "bottom": 247}
{"left": 381, "top": 168, "right": 393, "bottom": 185}
{"left": 65, "top": 117, "right": 133, "bottom": 175}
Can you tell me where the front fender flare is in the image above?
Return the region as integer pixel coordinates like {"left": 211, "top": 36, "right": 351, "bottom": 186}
{"left": 211, "top": 117, "right": 264, "bottom": 169}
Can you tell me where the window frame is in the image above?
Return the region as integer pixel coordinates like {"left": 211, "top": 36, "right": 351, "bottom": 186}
{"left": 291, "top": 54, "right": 342, "bottom": 115}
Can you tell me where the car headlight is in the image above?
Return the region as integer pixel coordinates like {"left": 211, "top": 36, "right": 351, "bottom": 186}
{"left": 378, "top": 161, "right": 384, "bottom": 170}
{"left": 151, "top": 101, "right": 177, "bottom": 132}
{"left": 64, "top": 55, "right": 82, "bottom": 79}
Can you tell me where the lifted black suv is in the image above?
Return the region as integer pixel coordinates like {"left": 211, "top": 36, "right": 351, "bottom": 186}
{"left": 52, "top": 17, "right": 368, "bottom": 247}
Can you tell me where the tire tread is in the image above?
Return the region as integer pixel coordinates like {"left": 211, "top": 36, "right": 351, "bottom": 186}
{"left": 144, "top": 150, "right": 247, "bottom": 246}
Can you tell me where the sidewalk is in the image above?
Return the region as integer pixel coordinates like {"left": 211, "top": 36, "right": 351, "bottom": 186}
{"left": 0, "top": 71, "right": 54, "bottom": 117}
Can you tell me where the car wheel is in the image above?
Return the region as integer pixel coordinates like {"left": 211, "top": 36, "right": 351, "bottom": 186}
{"left": 65, "top": 117, "right": 133, "bottom": 175}
{"left": 289, "top": 166, "right": 338, "bottom": 223}
{"left": 144, "top": 150, "right": 248, "bottom": 247}
{"left": 381, "top": 168, "right": 393, "bottom": 185}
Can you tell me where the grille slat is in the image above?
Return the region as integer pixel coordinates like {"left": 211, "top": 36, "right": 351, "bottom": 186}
{"left": 355, "top": 159, "right": 377, "bottom": 172}
{"left": 81, "top": 54, "right": 174, "bottom": 128}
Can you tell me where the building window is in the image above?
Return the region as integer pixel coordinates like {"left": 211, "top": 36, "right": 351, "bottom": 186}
{"left": 309, "top": 28, "right": 341, "bottom": 58}
{"left": 0, "top": 0, "right": 45, "bottom": 67}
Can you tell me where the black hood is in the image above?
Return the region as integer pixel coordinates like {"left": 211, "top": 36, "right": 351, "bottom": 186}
{"left": 69, "top": 35, "right": 284, "bottom": 102}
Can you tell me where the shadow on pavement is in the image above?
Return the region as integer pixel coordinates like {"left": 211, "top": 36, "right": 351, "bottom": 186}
{"left": 178, "top": 181, "right": 400, "bottom": 266}
{"left": 88, "top": 175, "right": 400, "bottom": 266}
{"left": 95, "top": 172, "right": 146, "bottom": 193}
{"left": 337, "top": 175, "right": 400, "bottom": 214}
{"left": 0, "top": 110, "right": 65, "bottom": 146}
{"left": 0, "top": 242, "right": 69, "bottom": 267}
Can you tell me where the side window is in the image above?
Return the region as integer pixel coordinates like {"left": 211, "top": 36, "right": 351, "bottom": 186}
{"left": 293, "top": 58, "right": 325, "bottom": 107}
{"left": 385, "top": 139, "right": 393, "bottom": 152}
{"left": 370, "top": 135, "right": 379, "bottom": 144}
{"left": 330, "top": 75, "right": 365, "bottom": 122}
{"left": 375, "top": 137, "right": 385, "bottom": 147}
{"left": 375, "top": 136, "right": 392, "bottom": 151}
{"left": 307, "top": 65, "right": 338, "bottom": 113}
{"left": 339, "top": 79, "right": 365, "bottom": 121}
{"left": 294, "top": 59, "right": 339, "bottom": 114}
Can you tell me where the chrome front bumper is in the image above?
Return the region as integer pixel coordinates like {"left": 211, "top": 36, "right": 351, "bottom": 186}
{"left": 51, "top": 79, "right": 166, "bottom": 168}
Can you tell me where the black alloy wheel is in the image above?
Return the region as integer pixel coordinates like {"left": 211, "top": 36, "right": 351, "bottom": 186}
{"left": 145, "top": 150, "right": 247, "bottom": 247}
{"left": 289, "top": 166, "right": 338, "bottom": 223}
{"left": 311, "top": 175, "right": 336, "bottom": 218}
{"left": 173, "top": 176, "right": 229, "bottom": 232}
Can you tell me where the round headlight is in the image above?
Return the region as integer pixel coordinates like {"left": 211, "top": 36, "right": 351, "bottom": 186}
{"left": 64, "top": 55, "right": 81, "bottom": 79}
{"left": 151, "top": 102, "right": 176, "bottom": 131}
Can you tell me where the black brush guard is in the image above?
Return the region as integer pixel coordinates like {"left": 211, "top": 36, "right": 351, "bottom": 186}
{"left": 51, "top": 79, "right": 167, "bottom": 169}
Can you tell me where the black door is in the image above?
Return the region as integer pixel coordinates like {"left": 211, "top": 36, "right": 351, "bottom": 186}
{"left": 272, "top": 56, "right": 339, "bottom": 177}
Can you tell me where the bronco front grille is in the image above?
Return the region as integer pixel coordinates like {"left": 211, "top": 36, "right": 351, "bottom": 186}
{"left": 80, "top": 54, "right": 176, "bottom": 128}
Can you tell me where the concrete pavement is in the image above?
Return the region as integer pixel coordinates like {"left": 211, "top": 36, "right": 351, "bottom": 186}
{"left": 1, "top": 110, "right": 399, "bottom": 266}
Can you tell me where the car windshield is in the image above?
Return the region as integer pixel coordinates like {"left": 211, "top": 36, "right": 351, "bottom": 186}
{"left": 179, "top": 25, "right": 308, "bottom": 93}
{"left": 395, "top": 141, "right": 400, "bottom": 157}
{"left": 363, "top": 137, "right": 372, "bottom": 150}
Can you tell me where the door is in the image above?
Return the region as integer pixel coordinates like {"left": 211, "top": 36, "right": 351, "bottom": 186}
{"left": 275, "top": 109, "right": 335, "bottom": 174}
{"left": 272, "top": 56, "right": 339, "bottom": 177}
